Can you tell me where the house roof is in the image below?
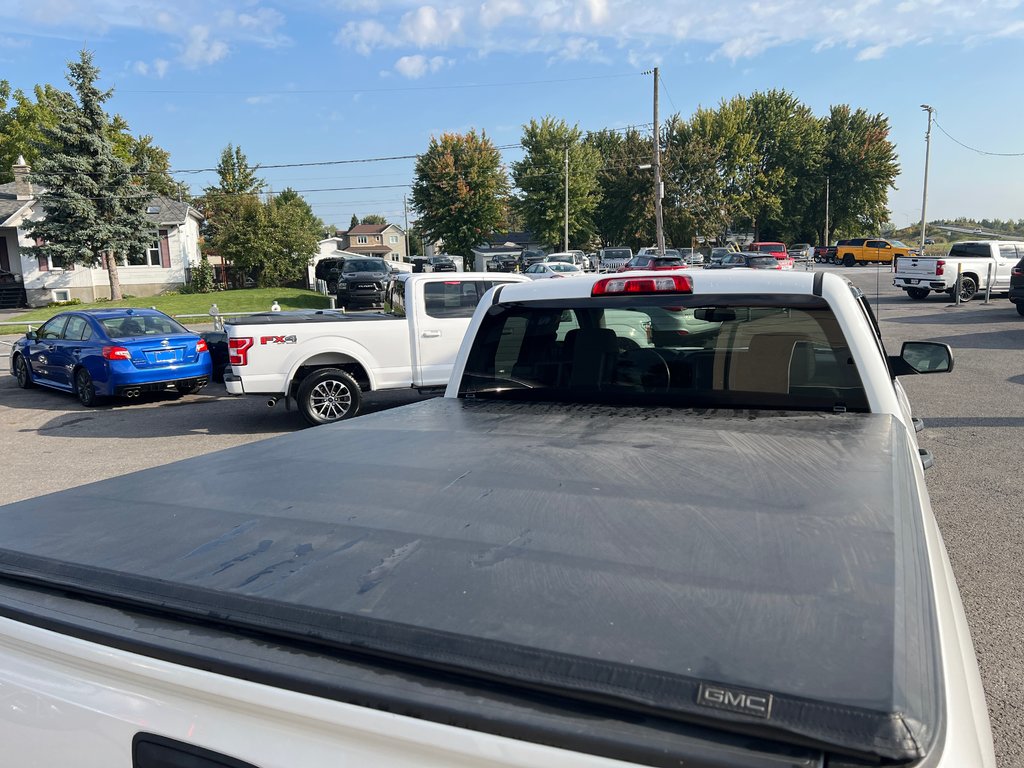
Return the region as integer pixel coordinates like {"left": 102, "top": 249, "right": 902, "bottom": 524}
{"left": 488, "top": 231, "right": 537, "bottom": 246}
{"left": 345, "top": 223, "right": 403, "bottom": 235}
{"left": 143, "top": 195, "right": 201, "bottom": 226}
{"left": 0, "top": 182, "right": 32, "bottom": 226}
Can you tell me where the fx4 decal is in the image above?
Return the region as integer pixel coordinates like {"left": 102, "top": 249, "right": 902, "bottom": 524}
{"left": 260, "top": 335, "right": 297, "bottom": 345}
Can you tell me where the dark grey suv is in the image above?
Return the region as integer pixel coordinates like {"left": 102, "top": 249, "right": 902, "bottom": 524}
{"left": 336, "top": 258, "right": 390, "bottom": 310}
{"left": 1010, "top": 257, "right": 1024, "bottom": 316}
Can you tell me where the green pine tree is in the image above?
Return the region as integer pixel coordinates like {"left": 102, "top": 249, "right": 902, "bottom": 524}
{"left": 28, "top": 50, "right": 153, "bottom": 301}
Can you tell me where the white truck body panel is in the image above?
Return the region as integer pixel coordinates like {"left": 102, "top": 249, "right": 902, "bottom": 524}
{"left": 0, "top": 616, "right": 636, "bottom": 768}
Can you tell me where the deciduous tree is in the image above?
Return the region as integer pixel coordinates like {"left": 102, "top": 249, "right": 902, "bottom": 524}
{"left": 512, "top": 117, "right": 601, "bottom": 250}
{"left": 411, "top": 130, "right": 508, "bottom": 268}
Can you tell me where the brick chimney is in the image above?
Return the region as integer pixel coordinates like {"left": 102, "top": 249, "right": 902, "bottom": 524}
{"left": 13, "top": 155, "right": 33, "bottom": 200}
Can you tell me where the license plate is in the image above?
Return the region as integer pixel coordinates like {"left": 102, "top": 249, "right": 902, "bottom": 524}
{"left": 154, "top": 350, "right": 176, "bottom": 362}
{"left": 907, "top": 279, "right": 919, "bottom": 285}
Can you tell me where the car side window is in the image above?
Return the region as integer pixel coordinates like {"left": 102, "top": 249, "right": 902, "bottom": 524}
{"left": 63, "top": 316, "right": 89, "bottom": 341}
{"left": 38, "top": 316, "right": 68, "bottom": 340}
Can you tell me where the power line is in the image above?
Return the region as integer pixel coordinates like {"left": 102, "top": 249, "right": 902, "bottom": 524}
{"left": 119, "top": 72, "right": 646, "bottom": 97}
{"left": 934, "top": 118, "right": 1024, "bottom": 157}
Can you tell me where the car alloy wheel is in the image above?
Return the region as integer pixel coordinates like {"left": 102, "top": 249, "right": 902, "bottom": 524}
{"left": 75, "top": 368, "right": 98, "bottom": 407}
{"left": 14, "top": 355, "right": 33, "bottom": 388}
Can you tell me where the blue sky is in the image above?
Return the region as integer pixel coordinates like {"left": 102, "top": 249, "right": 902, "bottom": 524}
{"left": 2, "top": 0, "right": 1023, "bottom": 235}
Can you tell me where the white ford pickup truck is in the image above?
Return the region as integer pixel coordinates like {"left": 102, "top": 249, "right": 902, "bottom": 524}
{"left": 224, "top": 272, "right": 527, "bottom": 424}
{"left": 0, "top": 270, "right": 994, "bottom": 767}
{"left": 893, "top": 239, "right": 1024, "bottom": 301}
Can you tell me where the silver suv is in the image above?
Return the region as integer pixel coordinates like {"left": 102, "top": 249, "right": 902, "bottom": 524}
{"left": 597, "top": 247, "right": 633, "bottom": 272}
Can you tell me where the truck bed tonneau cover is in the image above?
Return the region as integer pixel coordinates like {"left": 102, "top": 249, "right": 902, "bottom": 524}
{"left": 0, "top": 399, "right": 940, "bottom": 762}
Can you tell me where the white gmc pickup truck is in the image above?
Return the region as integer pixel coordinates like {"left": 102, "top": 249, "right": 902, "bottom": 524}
{"left": 893, "top": 239, "right": 1024, "bottom": 301}
{"left": 223, "top": 272, "right": 527, "bottom": 424}
{"left": 0, "top": 270, "right": 995, "bottom": 767}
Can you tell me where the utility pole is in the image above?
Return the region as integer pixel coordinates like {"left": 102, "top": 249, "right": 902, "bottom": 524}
{"left": 824, "top": 176, "right": 830, "bottom": 247}
{"left": 403, "top": 196, "right": 410, "bottom": 262}
{"left": 919, "top": 104, "right": 934, "bottom": 254}
{"left": 564, "top": 144, "right": 569, "bottom": 251}
{"left": 652, "top": 67, "right": 666, "bottom": 255}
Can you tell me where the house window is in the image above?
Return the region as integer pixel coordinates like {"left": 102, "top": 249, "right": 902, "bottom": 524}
{"left": 127, "top": 238, "right": 162, "bottom": 266}
{"left": 356, "top": 235, "right": 368, "bottom": 244}
{"left": 47, "top": 254, "right": 67, "bottom": 271}
{"left": 389, "top": 235, "right": 399, "bottom": 244}
{"left": 51, "top": 289, "right": 71, "bottom": 303}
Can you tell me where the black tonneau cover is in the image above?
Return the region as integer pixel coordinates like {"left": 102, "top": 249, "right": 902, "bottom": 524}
{"left": 0, "top": 400, "right": 941, "bottom": 762}
{"left": 225, "top": 309, "right": 395, "bottom": 325}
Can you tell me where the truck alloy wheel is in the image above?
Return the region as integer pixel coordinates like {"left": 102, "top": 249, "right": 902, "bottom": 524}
{"left": 956, "top": 276, "right": 978, "bottom": 302}
{"left": 297, "top": 368, "right": 362, "bottom": 425}
{"left": 842, "top": 254, "right": 856, "bottom": 268}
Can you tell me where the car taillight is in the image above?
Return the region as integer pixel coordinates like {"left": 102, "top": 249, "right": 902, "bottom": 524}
{"left": 102, "top": 346, "right": 131, "bottom": 360}
{"left": 592, "top": 274, "right": 693, "bottom": 296}
{"left": 229, "top": 337, "right": 254, "bottom": 366}
{"left": 935, "top": 260, "right": 944, "bottom": 276}
{"left": 1012, "top": 266, "right": 1024, "bottom": 277}
{"left": 196, "top": 339, "right": 208, "bottom": 354}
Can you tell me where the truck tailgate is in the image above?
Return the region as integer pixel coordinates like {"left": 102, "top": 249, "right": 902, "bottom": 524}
{"left": 0, "top": 400, "right": 940, "bottom": 764}
{"left": 895, "top": 255, "right": 939, "bottom": 277}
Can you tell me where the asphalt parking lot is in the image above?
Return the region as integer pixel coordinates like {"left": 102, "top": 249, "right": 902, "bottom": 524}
{"left": 1, "top": 266, "right": 1022, "bottom": 765}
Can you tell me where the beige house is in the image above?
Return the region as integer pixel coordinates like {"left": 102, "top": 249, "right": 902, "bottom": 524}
{"left": 334, "top": 223, "right": 407, "bottom": 262}
{"left": 0, "top": 158, "right": 203, "bottom": 307}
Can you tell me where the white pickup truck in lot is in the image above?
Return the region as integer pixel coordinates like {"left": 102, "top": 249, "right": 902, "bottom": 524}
{"left": 224, "top": 272, "right": 527, "bottom": 424}
{"left": 0, "top": 270, "right": 994, "bottom": 767}
{"left": 893, "top": 239, "right": 1024, "bottom": 301}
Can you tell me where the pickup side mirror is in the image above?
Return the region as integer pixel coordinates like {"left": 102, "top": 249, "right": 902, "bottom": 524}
{"left": 889, "top": 341, "right": 953, "bottom": 376}
{"left": 25, "top": 330, "right": 37, "bottom": 341}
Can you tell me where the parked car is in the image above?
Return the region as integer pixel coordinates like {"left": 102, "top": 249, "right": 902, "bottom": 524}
{"left": 544, "top": 251, "right": 590, "bottom": 271}
{"left": 10, "top": 308, "right": 212, "bottom": 406}
{"left": 705, "top": 252, "right": 782, "bottom": 270}
{"left": 835, "top": 238, "right": 912, "bottom": 267}
{"left": 708, "top": 247, "right": 733, "bottom": 265}
{"left": 788, "top": 243, "right": 813, "bottom": 262}
{"left": 619, "top": 254, "right": 688, "bottom": 271}
{"left": 596, "top": 247, "right": 633, "bottom": 271}
{"left": 488, "top": 253, "right": 521, "bottom": 272}
{"left": 523, "top": 262, "right": 585, "bottom": 279}
{"left": 428, "top": 255, "right": 457, "bottom": 272}
{"left": 519, "top": 249, "right": 548, "bottom": 269}
{"left": 1010, "top": 255, "right": 1024, "bottom": 316}
{"left": 747, "top": 242, "right": 794, "bottom": 269}
{"left": 676, "top": 247, "right": 705, "bottom": 266}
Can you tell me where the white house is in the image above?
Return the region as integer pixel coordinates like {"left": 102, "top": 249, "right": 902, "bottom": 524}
{"left": 0, "top": 157, "right": 203, "bottom": 307}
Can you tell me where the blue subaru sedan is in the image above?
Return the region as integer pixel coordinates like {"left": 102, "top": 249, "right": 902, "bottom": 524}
{"left": 10, "top": 308, "right": 212, "bottom": 406}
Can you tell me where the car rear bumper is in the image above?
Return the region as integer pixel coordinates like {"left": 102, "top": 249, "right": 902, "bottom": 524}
{"left": 1009, "top": 287, "right": 1024, "bottom": 304}
{"left": 895, "top": 278, "right": 947, "bottom": 290}
{"left": 99, "top": 358, "right": 213, "bottom": 396}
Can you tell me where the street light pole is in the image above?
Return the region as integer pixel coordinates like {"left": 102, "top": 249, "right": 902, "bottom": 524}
{"left": 919, "top": 104, "right": 934, "bottom": 253}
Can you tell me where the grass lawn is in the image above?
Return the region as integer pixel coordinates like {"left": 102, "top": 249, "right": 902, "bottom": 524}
{"left": 3, "top": 288, "right": 331, "bottom": 326}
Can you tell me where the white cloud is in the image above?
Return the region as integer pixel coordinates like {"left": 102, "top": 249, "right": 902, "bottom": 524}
{"left": 133, "top": 60, "right": 149, "bottom": 75}
{"left": 856, "top": 43, "right": 890, "bottom": 60}
{"left": 331, "top": 0, "right": 1024, "bottom": 64}
{"left": 480, "top": 0, "right": 524, "bottom": 28}
{"left": 400, "top": 5, "right": 464, "bottom": 48}
{"left": 181, "top": 25, "right": 229, "bottom": 68}
{"left": 394, "top": 53, "right": 452, "bottom": 78}
{"left": 336, "top": 19, "right": 391, "bottom": 55}
{"left": 131, "top": 57, "right": 170, "bottom": 77}
{"left": 153, "top": 58, "right": 169, "bottom": 77}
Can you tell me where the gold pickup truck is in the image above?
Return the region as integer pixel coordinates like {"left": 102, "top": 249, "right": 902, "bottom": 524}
{"left": 836, "top": 237, "right": 913, "bottom": 267}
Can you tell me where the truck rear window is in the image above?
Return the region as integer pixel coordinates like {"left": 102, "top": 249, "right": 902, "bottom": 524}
{"left": 459, "top": 298, "right": 868, "bottom": 411}
{"left": 422, "top": 280, "right": 512, "bottom": 319}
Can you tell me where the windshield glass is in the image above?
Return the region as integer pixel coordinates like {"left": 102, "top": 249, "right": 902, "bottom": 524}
{"left": 102, "top": 314, "right": 189, "bottom": 338}
{"left": 459, "top": 298, "right": 867, "bottom": 412}
{"left": 549, "top": 263, "right": 579, "bottom": 272}
{"left": 343, "top": 259, "right": 387, "bottom": 273}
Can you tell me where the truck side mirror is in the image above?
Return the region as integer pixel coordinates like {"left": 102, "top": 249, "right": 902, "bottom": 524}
{"left": 889, "top": 341, "right": 953, "bottom": 376}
